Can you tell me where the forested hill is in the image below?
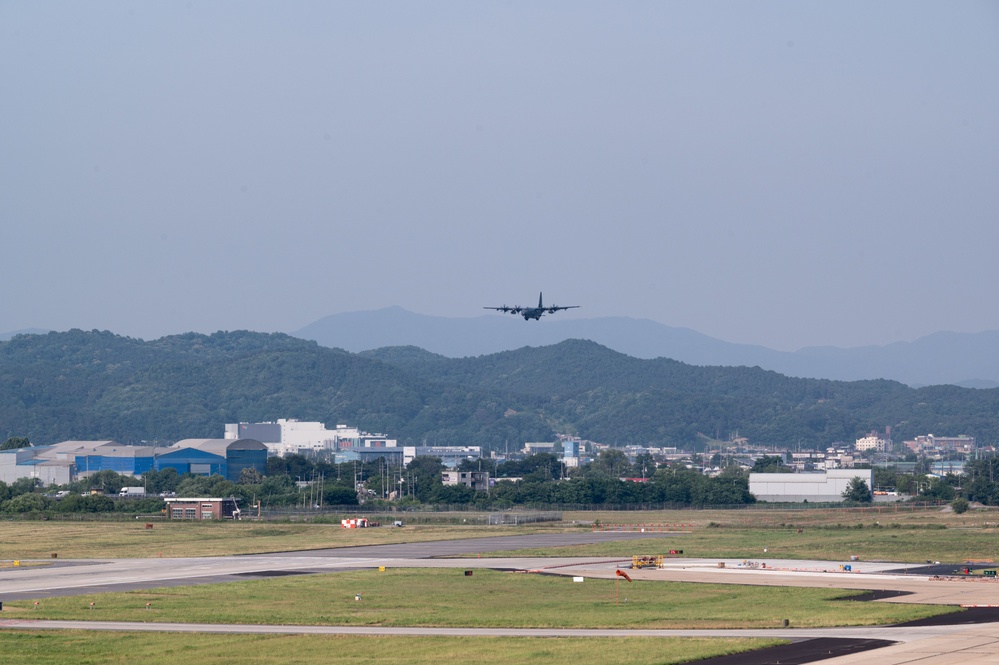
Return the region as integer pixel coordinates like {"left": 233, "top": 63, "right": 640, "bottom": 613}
{"left": 0, "top": 330, "right": 429, "bottom": 444}
{"left": 3, "top": 330, "right": 999, "bottom": 449}
{"left": 365, "top": 339, "right": 874, "bottom": 399}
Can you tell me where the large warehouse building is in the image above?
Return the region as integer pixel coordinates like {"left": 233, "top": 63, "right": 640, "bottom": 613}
{"left": 749, "top": 469, "right": 873, "bottom": 502}
{"left": 0, "top": 439, "right": 267, "bottom": 485}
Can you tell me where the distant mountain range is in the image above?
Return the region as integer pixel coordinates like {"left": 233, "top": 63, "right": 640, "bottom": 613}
{"left": 292, "top": 307, "right": 999, "bottom": 388}
{"left": 6, "top": 313, "right": 998, "bottom": 387}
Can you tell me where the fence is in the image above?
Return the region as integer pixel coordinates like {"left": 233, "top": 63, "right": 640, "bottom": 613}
{"left": 255, "top": 508, "right": 562, "bottom": 525}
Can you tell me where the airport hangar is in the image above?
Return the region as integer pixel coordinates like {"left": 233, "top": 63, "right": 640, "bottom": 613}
{"left": 749, "top": 468, "right": 874, "bottom": 502}
{"left": 0, "top": 438, "right": 267, "bottom": 485}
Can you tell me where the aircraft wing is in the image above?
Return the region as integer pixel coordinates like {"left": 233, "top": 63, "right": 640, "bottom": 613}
{"left": 546, "top": 305, "right": 580, "bottom": 313}
{"left": 483, "top": 305, "right": 522, "bottom": 314}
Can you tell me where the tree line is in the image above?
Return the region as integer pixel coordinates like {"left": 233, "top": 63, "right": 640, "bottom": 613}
{"left": 5, "top": 452, "right": 999, "bottom": 515}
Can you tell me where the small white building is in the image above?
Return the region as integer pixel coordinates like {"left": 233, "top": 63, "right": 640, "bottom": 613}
{"left": 749, "top": 469, "right": 873, "bottom": 502}
{"left": 523, "top": 442, "right": 557, "bottom": 455}
{"left": 855, "top": 435, "right": 889, "bottom": 453}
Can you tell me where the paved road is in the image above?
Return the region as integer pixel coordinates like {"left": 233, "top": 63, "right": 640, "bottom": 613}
{"left": 0, "top": 619, "right": 977, "bottom": 640}
{"left": 0, "top": 531, "right": 661, "bottom": 600}
{"left": 272, "top": 530, "right": 678, "bottom": 558}
{"left": 2, "top": 617, "right": 998, "bottom": 665}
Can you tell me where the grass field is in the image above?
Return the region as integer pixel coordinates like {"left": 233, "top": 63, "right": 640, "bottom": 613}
{"left": 0, "top": 508, "right": 980, "bottom": 665}
{"left": 0, "top": 633, "right": 783, "bottom": 665}
{"left": 566, "top": 505, "right": 999, "bottom": 530}
{"left": 3, "top": 505, "right": 996, "bottom": 562}
{"left": 550, "top": 506, "right": 999, "bottom": 563}
{"left": 484, "top": 523, "right": 999, "bottom": 563}
{"left": 3, "top": 568, "right": 953, "bottom": 628}
{"left": 0, "top": 521, "right": 547, "bottom": 559}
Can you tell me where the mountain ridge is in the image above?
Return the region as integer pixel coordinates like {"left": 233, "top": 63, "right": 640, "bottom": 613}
{"left": 292, "top": 308, "right": 999, "bottom": 388}
{"left": 2, "top": 330, "right": 997, "bottom": 450}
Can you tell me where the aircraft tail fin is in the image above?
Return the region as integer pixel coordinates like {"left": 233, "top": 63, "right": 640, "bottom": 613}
{"left": 538, "top": 292, "right": 543, "bottom": 308}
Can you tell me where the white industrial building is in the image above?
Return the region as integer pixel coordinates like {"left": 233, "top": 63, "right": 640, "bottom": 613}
{"left": 0, "top": 446, "right": 76, "bottom": 485}
{"left": 749, "top": 469, "right": 873, "bottom": 502}
{"left": 403, "top": 445, "right": 481, "bottom": 468}
{"left": 224, "top": 420, "right": 396, "bottom": 456}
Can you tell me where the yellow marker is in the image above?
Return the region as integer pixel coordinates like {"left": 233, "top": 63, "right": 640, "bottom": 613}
{"left": 379, "top": 566, "right": 386, "bottom": 572}
{"left": 13, "top": 560, "right": 20, "bottom": 566}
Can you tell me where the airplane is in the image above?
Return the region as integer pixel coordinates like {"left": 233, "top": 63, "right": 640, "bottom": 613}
{"left": 483, "top": 292, "right": 580, "bottom": 321}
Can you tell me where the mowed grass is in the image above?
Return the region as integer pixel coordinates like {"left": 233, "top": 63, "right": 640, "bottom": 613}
{"left": 567, "top": 505, "right": 999, "bottom": 531}
{"left": 0, "top": 521, "right": 546, "bottom": 559}
{"left": 484, "top": 525, "right": 999, "bottom": 563}
{"left": 528, "top": 507, "right": 999, "bottom": 563}
{"left": 0, "top": 633, "right": 782, "bottom": 665}
{"left": 5, "top": 568, "right": 953, "bottom": 628}
{"left": 3, "top": 506, "right": 995, "bottom": 561}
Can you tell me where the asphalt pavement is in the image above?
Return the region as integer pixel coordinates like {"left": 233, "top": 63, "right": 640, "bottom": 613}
{"left": 3, "top": 530, "right": 999, "bottom": 665}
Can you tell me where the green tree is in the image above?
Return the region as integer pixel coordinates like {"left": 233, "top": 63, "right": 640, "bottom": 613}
{"left": 920, "top": 477, "right": 956, "bottom": 501}
{"left": 323, "top": 484, "right": 359, "bottom": 506}
{"left": 239, "top": 467, "right": 264, "bottom": 485}
{"left": 85, "top": 470, "right": 135, "bottom": 495}
{"left": 752, "top": 455, "right": 790, "bottom": 473}
{"left": 9, "top": 477, "right": 39, "bottom": 496}
{"left": 176, "top": 475, "right": 213, "bottom": 497}
{"left": 587, "top": 449, "right": 632, "bottom": 477}
{"left": 143, "top": 467, "right": 181, "bottom": 495}
{"left": 951, "top": 497, "right": 970, "bottom": 514}
{"left": 405, "top": 457, "right": 445, "bottom": 502}
{"left": 842, "top": 477, "right": 872, "bottom": 503}
{"left": 2, "top": 492, "right": 50, "bottom": 513}
{"left": 633, "top": 451, "right": 657, "bottom": 479}
{"left": 430, "top": 483, "right": 476, "bottom": 505}
{"left": 0, "top": 436, "right": 31, "bottom": 450}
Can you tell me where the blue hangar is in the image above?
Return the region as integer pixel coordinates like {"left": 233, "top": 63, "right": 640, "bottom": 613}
{"left": 0, "top": 439, "right": 268, "bottom": 485}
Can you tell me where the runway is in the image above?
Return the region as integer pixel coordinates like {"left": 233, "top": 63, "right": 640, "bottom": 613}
{"left": 3, "top": 531, "right": 999, "bottom": 665}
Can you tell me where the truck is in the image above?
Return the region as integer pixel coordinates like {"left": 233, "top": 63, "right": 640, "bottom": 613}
{"left": 119, "top": 487, "right": 146, "bottom": 498}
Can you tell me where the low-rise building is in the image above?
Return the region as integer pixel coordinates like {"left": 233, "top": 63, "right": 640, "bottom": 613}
{"left": 403, "top": 446, "right": 481, "bottom": 468}
{"left": 441, "top": 470, "right": 491, "bottom": 491}
{"left": 856, "top": 434, "right": 889, "bottom": 453}
{"left": 749, "top": 469, "right": 874, "bottom": 502}
{"left": 164, "top": 497, "right": 241, "bottom": 520}
{"left": 336, "top": 446, "right": 404, "bottom": 464}
{"left": 904, "top": 435, "right": 976, "bottom": 456}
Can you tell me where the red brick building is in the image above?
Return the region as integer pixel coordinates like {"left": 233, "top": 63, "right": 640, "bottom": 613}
{"left": 164, "top": 497, "right": 240, "bottom": 520}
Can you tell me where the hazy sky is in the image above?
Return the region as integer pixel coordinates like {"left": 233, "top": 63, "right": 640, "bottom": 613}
{"left": 2, "top": 2, "right": 997, "bottom": 351}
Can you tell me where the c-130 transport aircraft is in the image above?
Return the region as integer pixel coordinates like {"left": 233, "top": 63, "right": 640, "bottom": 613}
{"left": 483, "top": 292, "right": 580, "bottom": 321}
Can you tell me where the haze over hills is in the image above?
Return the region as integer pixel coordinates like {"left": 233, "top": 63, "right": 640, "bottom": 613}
{"left": 6, "top": 312, "right": 999, "bottom": 388}
{"left": 292, "top": 308, "right": 999, "bottom": 388}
